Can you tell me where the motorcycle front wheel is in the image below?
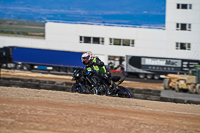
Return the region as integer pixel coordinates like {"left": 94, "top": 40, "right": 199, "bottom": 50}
{"left": 71, "top": 83, "right": 95, "bottom": 94}
{"left": 71, "top": 83, "right": 83, "bottom": 93}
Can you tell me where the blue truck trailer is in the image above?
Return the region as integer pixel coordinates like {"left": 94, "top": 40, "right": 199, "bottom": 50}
{"left": 0, "top": 46, "right": 84, "bottom": 73}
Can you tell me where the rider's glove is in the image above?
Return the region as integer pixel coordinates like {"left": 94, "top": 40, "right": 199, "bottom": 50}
{"left": 82, "top": 69, "right": 87, "bottom": 75}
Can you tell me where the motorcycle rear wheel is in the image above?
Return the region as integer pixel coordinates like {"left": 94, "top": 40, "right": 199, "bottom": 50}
{"left": 116, "top": 86, "right": 132, "bottom": 98}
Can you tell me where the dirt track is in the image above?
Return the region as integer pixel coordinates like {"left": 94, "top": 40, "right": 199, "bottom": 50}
{"left": 0, "top": 69, "right": 200, "bottom": 133}
{"left": 1, "top": 86, "right": 200, "bottom": 133}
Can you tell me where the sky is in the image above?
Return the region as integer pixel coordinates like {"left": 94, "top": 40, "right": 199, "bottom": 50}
{"left": 0, "top": 0, "right": 166, "bottom": 27}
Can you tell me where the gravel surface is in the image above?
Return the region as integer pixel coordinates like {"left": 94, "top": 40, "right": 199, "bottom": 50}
{"left": 0, "top": 86, "right": 200, "bottom": 133}
{"left": 1, "top": 69, "right": 200, "bottom": 133}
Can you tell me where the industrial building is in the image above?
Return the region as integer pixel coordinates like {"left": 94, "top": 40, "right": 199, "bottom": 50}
{"left": 0, "top": 0, "right": 199, "bottom": 75}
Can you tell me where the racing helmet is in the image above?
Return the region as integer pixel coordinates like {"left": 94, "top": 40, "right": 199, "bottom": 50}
{"left": 81, "top": 52, "right": 93, "bottom": 65}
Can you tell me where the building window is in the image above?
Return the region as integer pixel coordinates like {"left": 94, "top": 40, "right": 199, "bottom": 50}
{"left": 101, "top": 38, "right": 104, "bottom": 44}
{"left": 80, "top": 36, "right": 83, "bottom": 43}
{"left": 131, "top": 40, "right": 135, "bottom": 47}
{"left": 177, "top": 4, "right": 192, "bottom": 9}
{"left": 176, "top": 42, "right": 191, "bottom": 50}
{"left": 177, "top": 4, "right": 180, "bottom": 9}
{"left": 114, "top": 39, "right": 121, "bottom": 46}
{"left": 176, "top": 23, "right": 191, "bottom": 31}
{"left": 93, "top": 37, "right": 100, "bottom": 44}
{"left": 189, "top": 4, "right": 192, "bottom": 9}
{"left": 109, "top": 38, "right": 112, "bottom": 44}
{"left": 182, "top": 4, "right": 187, "bottom": 9}
{"left": 109, "top": 38, "right": 134, "bottom": 47}
{"left": 84, "top": 37, "right": 91, "bottom": 43}
{"left": 123, "top": 39, "right": 130, "bottom": 46}
{"left": 80, "top": 36, "right": 104, "bottom": 44}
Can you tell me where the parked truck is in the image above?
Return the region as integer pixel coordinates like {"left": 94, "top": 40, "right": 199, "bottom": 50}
{"left": 0, "top": 46, "right": 84, "bottom": 73}
{"left": 125, "top": 55, "right": 200, "bottom": 79}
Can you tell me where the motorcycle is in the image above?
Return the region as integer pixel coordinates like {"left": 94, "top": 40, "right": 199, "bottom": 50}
{"left": 71, "top": 68, "right": 132, "bottom": 98}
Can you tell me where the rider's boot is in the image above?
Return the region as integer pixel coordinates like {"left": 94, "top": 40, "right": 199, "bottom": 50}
{"left": 111, "top": 81, "right": 119, "bottom": 93}
{"left": 93, "top": 87, "right": 98, "bottom": 95}
{"left": 106, "top": 87, "right": 112, "bottom": 95}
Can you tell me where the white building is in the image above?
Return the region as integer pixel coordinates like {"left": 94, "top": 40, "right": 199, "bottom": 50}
{"left": 0, "top": 0, "right": 200, "bottom": 68}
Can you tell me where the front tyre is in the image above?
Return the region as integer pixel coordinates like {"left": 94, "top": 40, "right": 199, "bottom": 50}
{"left": 163, "top": 78, "right": 170, "bottom": 90}
{"left": 116, "top": 86, "right": 132, "bottom": 98}
{"left": 71, "top": 83, "right": 83, "bottom": 93}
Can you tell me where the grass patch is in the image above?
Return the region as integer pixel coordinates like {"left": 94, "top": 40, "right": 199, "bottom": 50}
{"left": 0, "top": 18, "right": 45, "bottom": 27}
{"left": 0, "top": 19, "right": 45, "bottom": 37}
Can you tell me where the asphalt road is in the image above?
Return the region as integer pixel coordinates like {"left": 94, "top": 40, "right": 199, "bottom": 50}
{"left": 161, "top": 90, "right": 200, "bottom": 102}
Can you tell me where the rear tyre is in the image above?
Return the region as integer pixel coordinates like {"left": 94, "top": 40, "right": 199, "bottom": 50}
{"left": 146, "top": 74, "right": 153, "bottom": 79}
{"left": 175, "top": 83, "right": 179, "bottom": 92}
{"left": 22, "top": 64, "right": 31, "bottom": 71}
{"left": 196, "top": 84, "right": 200, "bottom": 94}
{"left": 138, "top": 73, "right": 145, "bottom": 79}
{"left": 163, "top": 78, "right": 170, "bottom": 90}
{"left": 189, "top": 84, "right": 196, "bottom": 94}
{"left": 154, "top": 74, "right": 160, "bottom": 80}
{"left": 16, "top": 64, "right": 22, "bottom": 70}
{"left": 1, "top": 63, "right": 7, "bottom": 68}
{"left": 116, "top": 86, "right": 132, "bottom": 98}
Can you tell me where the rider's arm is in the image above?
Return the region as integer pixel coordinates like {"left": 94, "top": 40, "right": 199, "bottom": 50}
{"left": 95, "top": 57, "right": 104, "bottom": 67}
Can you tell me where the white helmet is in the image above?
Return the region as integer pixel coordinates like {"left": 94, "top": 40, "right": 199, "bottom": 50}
{"left": 81, "top": 52, "right": 93, "bottom": 65}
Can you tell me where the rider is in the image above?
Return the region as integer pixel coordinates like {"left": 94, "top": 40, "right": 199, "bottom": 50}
{"left": 81, "top": 52, "right": 112, "bottom": 94}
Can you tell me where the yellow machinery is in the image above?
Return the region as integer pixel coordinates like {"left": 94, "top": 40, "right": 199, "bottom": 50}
{"left": 163, "top": 68, "right": 200, "bottom": 94}
{"left": 163, "top": 74, "right": 179, "bottom": 90}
